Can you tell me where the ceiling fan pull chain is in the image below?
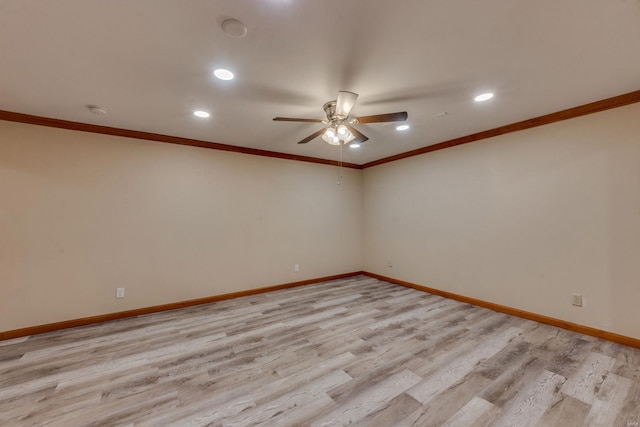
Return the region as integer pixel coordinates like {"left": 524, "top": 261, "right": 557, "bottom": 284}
{"left": 338, "top": 142, "right": 343, "bottom": 185}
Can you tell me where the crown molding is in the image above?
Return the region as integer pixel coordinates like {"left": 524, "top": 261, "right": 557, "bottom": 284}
{"left": 363, "top": 89, "right": 640, "bottom": 168}
{"left": 3, "top": 90, "right": 639, "bottom": 170}
{"left": 0, "top": 110, "right": 363, "bottom": 170}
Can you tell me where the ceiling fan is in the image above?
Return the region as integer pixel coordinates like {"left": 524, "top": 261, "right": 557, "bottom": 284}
{"left": 273, "top": 91, "right": 408, "bottom": 146}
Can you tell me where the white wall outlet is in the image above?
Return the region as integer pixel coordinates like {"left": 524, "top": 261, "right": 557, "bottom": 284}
{"left": 116, "top": 287, "right": 125, "bottom": 299}
{"left": 388, "top": 260, "right": 393, "bottom": 268}
{"left": 571, "top": 293, "right": 582, "bottom": 307}
{"left": 294, "top": 264, "right": 300, "bottom": 272}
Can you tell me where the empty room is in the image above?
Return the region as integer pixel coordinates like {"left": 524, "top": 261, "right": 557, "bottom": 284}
{"left": 1, "top": 1, "right": 640, "bottom": 425}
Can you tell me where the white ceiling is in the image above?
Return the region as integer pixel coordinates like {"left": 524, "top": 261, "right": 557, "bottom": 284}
{"left": 2, "top": 0, "right": 640, "bottom": 164}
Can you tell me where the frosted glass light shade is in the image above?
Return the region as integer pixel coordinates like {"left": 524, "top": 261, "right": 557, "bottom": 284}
{"left": 337, "top": 124, "right": 350, "bottom": 139}
{"left": 322, "top": 127, "right": 336, "bottom": 143}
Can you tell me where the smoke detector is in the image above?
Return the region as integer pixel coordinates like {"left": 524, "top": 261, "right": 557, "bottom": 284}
{"left": 220, "top": 18, "right": 247, "bottom": 38}
{"left": 87, "top": 105, "right": 108, "bottom": 116}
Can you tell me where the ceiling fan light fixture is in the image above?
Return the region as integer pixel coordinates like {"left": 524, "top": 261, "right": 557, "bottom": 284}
{"left": 396, "top": 124, "right": 410, "bottom": 131}
{"left": 322, "top": 124, "right": 355, "bottom": 145}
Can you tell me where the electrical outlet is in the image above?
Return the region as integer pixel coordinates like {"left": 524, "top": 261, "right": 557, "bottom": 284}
{"left": 388, "top": 260, "right": 393, "bottom": 268}
{"left": 116, "top": 288, "right": 125, "bottom": 299}
{"left": 571, "top": 293, "right": 582, "bottom": 307}
{"left": 294, "top": 264, "right": 300, "bottom": 272}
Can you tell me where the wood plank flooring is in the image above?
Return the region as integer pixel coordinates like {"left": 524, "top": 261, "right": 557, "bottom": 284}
{"left": 1, "top": 275, "right": 639, "bottom": 426}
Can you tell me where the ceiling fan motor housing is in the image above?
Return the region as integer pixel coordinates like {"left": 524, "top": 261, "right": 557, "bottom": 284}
{"left": 323, "top": 100, "right": 338, "bottom": 121}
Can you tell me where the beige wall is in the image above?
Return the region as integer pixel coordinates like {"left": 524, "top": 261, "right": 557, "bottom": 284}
{"left": 3, "top": 102, "right": 640, "bottom": 339}
{"left": 0, "top": 121, "right": 363, "bottom": 331}
{"left": 364, "top": 102, "right": 640, "bottom": 339}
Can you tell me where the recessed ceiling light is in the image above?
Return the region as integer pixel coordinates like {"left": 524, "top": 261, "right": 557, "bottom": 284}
{"left": 214, "top": 68, "right": 234, "bottom": 80}
{"left": 396, "top": 124, "right": 410, "bottom": 131}
{"left": 474, "top": 92, "right": 494, "bottom": 102}
{"left": 193, "top": 110, "right": 210, "bottom": 118}
{"left": 350, "top": 143, "right": 361, "bottom": 148}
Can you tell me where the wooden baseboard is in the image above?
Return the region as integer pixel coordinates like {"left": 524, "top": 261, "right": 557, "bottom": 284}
{"left": 0, "top": 271, "right": 363, "bottom": 341}
{"left": 363, "top": 272, "right": 640, "bottom": 350}
{"left": 7, "top": 270, "right": 638, "bottom": 350}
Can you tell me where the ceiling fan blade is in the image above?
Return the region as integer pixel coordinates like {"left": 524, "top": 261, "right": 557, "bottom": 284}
{"left": 273, "top": 117, "right": 324, "bottom": 123}
{"left": 296, "top": 128, "right": 326, "bottom": 144}
{"left": 348, "top": 126, "right": 369, "bottom": 143}
{"left": 355, "top": 111, "right": 408, "bottom": 124}
{"left": 335, "top": 91, "right": 359, "bottom": 119}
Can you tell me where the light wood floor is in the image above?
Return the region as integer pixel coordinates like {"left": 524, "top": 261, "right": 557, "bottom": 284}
{"left": 1, "top": 276, "right": 639, "bottom": 426}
